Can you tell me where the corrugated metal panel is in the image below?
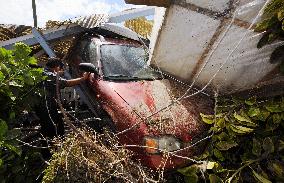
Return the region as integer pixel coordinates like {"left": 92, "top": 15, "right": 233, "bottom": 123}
{"left": 149, "top": 0, "right": 284, "bottom": 95}
{"left": 72, "top": 14, "right": 109, "bottom": 29}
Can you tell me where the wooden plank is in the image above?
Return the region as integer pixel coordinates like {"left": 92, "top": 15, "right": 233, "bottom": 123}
{"left": 32, "top": 28, "right": 56, "bottom": 57}
{"left": 0, "top": 24, "right": 85, "bottom": 49}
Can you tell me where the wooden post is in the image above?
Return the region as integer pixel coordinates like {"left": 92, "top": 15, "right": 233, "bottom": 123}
{"left": 32, "top": 0, "right": 38, "bottom": 27}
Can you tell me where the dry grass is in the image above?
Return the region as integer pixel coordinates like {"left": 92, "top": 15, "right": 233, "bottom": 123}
{"left": 42, "top": 127, "right": 159, "bottom": 183}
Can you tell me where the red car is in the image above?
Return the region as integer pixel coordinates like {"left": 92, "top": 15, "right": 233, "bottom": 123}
{"left": 67, "top": 32, "right": 213, "bottom": 169}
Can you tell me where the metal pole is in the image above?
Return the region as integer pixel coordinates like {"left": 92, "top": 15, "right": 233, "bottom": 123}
{"left": 32, "top": 0, "right": 38, "bottom": 27}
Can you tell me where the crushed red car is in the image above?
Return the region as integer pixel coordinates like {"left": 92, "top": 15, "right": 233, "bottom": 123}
{"left": 67, "top": 31, "right": 213, "bottom": 169}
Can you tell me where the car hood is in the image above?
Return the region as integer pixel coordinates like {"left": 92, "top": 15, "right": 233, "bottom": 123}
{"left": 107, "top": 79, "right": 213, "bottom": 141}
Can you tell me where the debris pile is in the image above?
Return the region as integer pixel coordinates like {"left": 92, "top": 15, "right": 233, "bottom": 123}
{"left": 42, "top": 128, "right": 158, "bottom": 183}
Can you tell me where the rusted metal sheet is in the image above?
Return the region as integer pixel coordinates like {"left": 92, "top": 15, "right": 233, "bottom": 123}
{"left": 149, "top": 0, "right": 284, "bottom": 96}
{"left": 125, "top": 0, "right": 171, "bottom": 7}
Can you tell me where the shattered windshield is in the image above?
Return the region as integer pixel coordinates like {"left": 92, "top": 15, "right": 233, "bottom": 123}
{"left": 100, "top": 44, "right": 161, "bottom": 80}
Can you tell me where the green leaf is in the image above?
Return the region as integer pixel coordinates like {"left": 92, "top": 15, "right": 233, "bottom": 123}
{"left": 278, "top": 9, "right": 284, "bottom": 21}
{"left": 178, "top": 165, "right": 197, "bottom": 176}
{"left": 210, "top": 126, "right": 219, "bottom": 133}
{"left": 263, "top": 137, "right": 274, "bottom": 154}
{"left": 273, "top": 113, "right": 281, "bottom": 123}
{"left": 0, "top": 159, "right": 2, "bottom": 168}
{"left": 217, "top": 132, "right": 229, "bottom": 141}
{"left": 3, "top": 143, "right": 22, "bottom": 156}
{"left": 268, "top": 161, "right": 284, "bottom": 177}
{"left": 207, "top": 161, "right": 217, "bottom": 169}
{"left": 216, "top": 118, "right": 225, "bottom": 128}
{"left": 6, "top": 128, "right": 21, "bottom": 140}
{"left": 0, "top": 47, "right": 12, "bottom": 60}
{"left": 23, "top": 73, "right": 34, "bottom": 85}
{"left": 248, "top": 107, "right": 261, "bottom": 117}
{"left": 209, "top": 174, "right": 223, "bottom": 183}
{"left": 216, "top": 140, "right": 238, "bottom": 151}
{"left": 245, "top": 97, "right": 256, "bottom": 105}
{"left": 255, "top": 19, "right": 270, "bottom": 32}
{"left": 6, "top": 91, "right": 16, "bottom": 101}
{"left": 0, "top": 63, "right": 9, "bottom": 76}
{"left": 9, "top": 111, "right": 15, "bottom": 120}
{"left": 213, "top": 149, "right": 225, "bottom": 161}
{"left": 200, "top": 113, "right": 214, "bottom": 124}
{"left": 13, "top": 42, "right": 32, "bottom": 63}
{"left": 232, "top": 96, "right": 242, "bottom": 105}
{"left": 0, "top": 71, "right": 4, "bottom": 82}
{"left": 194, "top": 150, "right": 209, "bottom": 160}
{"left": 252, "top": 170, "right": 272, "bottom": 183}
{"left": 0, "top": 119, "right": 8, "bottom": 138}
{"left": 266, "top": 114, "right": 281, "bottom": 131}
{"left": 9, "top": 81, "right": 23, "bottom": 87}
{"left": 28, "top": 57, "right": 37, "bottom": 65}
{"left": 230, "top": 124, "right": 254, "bottom": 134}
{"left": 234, "top": 112, "right": 257, "bottom": 127}
{"left": 178, "top": 165, "right": 199, "bottom": 183}
{"left": 252, "top": 138, "right": 262, "bottom": 156}
{"left": 264, "top": 0, "right": 284, "bottom": 17}
{"left": 213, "top": 162, "right": 226, "bottom": 173}
{"left": 265, "top": 104, "right": 283, "bottom": 112}
{"left": 257, "top": 110, "right": 270, "bottom": 121}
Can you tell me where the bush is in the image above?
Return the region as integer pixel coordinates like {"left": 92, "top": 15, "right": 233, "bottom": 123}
{"left": 0, "top": 43, "right": 46, "bottom": 182}
{"left": 178, "top": 96, "right": 284, "bottom": 183}
{"left": 256, "top": 0, "right": 284, "bottom": 73}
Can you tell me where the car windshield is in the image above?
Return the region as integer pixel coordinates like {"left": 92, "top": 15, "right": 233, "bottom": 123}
{"left": 100, "top": 44, "right": 162, "bottom": 80}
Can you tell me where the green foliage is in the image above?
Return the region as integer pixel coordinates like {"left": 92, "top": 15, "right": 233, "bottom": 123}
{"left": 178, "top": 164, "right": 199, "bottom": 183}
{"left": 178, "top": 96, "right": 284, "bottom": 183}
{"left": 256, "top": 0, "right": 284, "bottom": 74}
{"left": 0, "top": 43, "right": 46, "bottom": 182}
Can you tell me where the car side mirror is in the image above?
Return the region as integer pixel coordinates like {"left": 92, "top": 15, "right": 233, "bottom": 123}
{"left": 79, "top": 63, "right": 98, "bottom": 74}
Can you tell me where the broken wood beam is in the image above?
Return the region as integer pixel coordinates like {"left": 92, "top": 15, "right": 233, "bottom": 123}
{"left": 0, "top": 24, "right": 85, "bottom": 50}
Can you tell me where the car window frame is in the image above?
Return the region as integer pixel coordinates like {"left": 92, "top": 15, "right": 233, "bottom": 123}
{"left": 77, "top": 38, "right": 103, "bottom": 78}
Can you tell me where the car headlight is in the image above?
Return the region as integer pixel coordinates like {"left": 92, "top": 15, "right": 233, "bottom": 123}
{"left": 144, "top": 136, "right": 181, "bottom": 154}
